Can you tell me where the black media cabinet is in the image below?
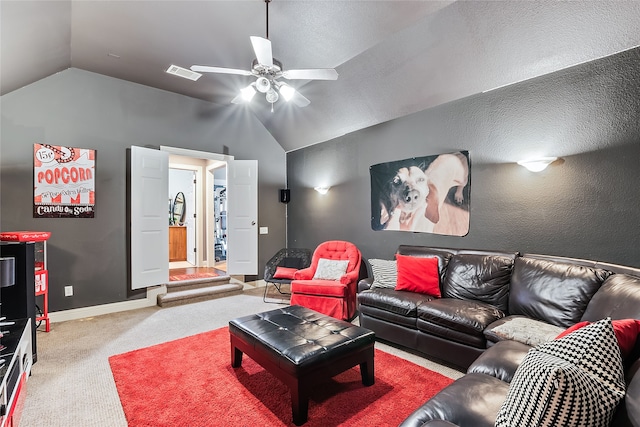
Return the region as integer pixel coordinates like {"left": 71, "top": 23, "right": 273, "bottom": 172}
{"left": 0, "top": 318, "right": 33, "bottom": 427}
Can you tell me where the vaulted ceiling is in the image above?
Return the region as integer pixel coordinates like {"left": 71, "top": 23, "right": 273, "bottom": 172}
{"left": 2, "top": 1, "right": 640, "bottom": 152}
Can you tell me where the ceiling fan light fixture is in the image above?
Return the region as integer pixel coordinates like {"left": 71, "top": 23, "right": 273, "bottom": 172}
{"left": 187, "top": 0, "right": 336, "bottom": 109}
{"left": 265, "top": 88, "right": 279, "bottom": 104}
{"left": 278, "top": 83, "right": 296, "bottom": 101}
{"left": 255, "top": 76, "right": 271, "bottom": 93}
{"left": 240, "top": 85, "right": 257, "bottom": 102}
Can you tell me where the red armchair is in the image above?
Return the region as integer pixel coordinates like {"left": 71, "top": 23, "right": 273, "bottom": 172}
{"left": 290, "top": 240, "right": 362, "bottom": 320}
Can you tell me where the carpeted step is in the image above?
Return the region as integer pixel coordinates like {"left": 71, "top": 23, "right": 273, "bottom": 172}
{"left": 157, "top": 278, "right": 244, "bottom": 308}
{"left": 166, "top": 276, "right": 231, "bottom": 292}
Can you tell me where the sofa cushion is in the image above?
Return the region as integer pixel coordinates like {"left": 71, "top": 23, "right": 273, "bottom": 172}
{"left": 395, "top": 254, "right": 440, "bottom": 297}
{"left": 581, "top": 273, "right": 640, "bottom": 321}
{"left": 399, "top": 373, "right": 509, "bottom": 427}
{"left": 495, "top": 318, "right": 626, "bottom": 427}
{"left": 416, "top": 299, "right": 504, "bottom": 348}
{"left": 358, "top": 304, "right": 419, "bottom": 329}
{"left": 441, "top": 254, "right": 514, "bottom": 312}
{"left": 357, "top": 288, "right": 433, "bottom": 318}
{"left": 484, "top": 316, "right": 564, "bottom": 347}
{"left": 368, "top": 259, "right": 397, "bottom": 289}
{"left": 468, "top": 340, "right": 531, "bottom": 383}
{"left": 508, "top": 257, "right": 610, "bottom": 328}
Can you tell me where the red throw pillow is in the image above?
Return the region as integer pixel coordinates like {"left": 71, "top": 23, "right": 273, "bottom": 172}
{"left": 556, "top": 319, "right": 640, "bottom": 359}
{"left": 395, "top": 254, "right": 440, "bottom": 297}
{"left": 273, "top": 267, "right": 298, "bottom": 280}
{"left": 555, "top": 321, "right": 591, "bottom": 339}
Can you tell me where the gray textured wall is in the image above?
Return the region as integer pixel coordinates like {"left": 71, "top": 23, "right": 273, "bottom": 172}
{"left": 286, "top": 48, "right": 640, "bottom": 268}
{"left": 1, "top": 68, "right": 287, "bottom": 311}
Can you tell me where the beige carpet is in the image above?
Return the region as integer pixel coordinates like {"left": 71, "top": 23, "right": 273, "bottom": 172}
{"left": 21, "top": 281, "right": 463, "bottom": 427}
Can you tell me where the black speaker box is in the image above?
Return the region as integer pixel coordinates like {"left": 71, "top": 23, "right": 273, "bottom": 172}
{"left": 279, "top": 189, "right": 291, "bottom": 204}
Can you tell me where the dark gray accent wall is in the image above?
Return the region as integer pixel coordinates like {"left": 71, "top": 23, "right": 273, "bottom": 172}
{"left": 286, "top": 48, "right": 640, "bottom": 268}
{"left": 1, "top": 68, "right": 287, "bottom": 311}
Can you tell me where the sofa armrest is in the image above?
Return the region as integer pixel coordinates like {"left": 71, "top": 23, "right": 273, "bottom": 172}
{"left": 399, "top": 374, "right": 508, "bottom": 427}
{"left": 467, "top": 340, "right": 531, "bottom": 383}
{"left": 358, "top": 278, "right": 373, "bottom": 292}
{"left": 618, "top": 358, "right": 640, "bottom": 427}
{"left": 422, "top": 421, "right": 460, "bottom": 427}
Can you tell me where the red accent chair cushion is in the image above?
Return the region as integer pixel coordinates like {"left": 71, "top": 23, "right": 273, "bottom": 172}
{"left": 273, "top": 267, "right": 298, "bottom": 280}
{"left": 290, "top": 240, "right": 362, "bottom": 320}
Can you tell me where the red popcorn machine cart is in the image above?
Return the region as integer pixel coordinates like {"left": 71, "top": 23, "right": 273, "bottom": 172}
{"left": 0, "top": 231, "right": 51, "bottom": 332}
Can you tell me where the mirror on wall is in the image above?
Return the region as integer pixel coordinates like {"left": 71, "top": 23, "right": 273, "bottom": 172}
{"left": 171, "top": 191, "right": 186, "bottom": 225}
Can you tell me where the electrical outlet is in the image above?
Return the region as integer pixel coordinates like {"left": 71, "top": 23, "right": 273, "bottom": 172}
{"left": 64, "top": 285, "right": 73, "bottom": 297}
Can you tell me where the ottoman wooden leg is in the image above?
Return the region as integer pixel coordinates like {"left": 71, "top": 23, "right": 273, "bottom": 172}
{"left": 230, "top": 340, "right": 243, "bottom": 368}
{"left": 290, "top": 381, "right": 309, "bottom": 426}
{"left": 360, "top": 349, "right": 375, "bottom": 386}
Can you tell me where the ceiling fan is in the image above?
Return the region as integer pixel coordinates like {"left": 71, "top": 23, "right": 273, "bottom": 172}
{"left": 190, "top": 0, "right": 338, "bottom": 110}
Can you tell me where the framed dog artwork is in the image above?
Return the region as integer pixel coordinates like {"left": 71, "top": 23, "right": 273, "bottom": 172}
{"left": 370, "top": 151, "right": 470, "bottom": 236}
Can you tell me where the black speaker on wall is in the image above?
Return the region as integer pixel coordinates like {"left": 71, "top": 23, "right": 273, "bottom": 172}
{"left": 279, "top": 189, "right": 291, "bottom": 204}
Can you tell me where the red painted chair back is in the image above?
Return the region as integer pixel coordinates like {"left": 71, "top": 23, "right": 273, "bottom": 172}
{"left": 308, "top": 240, "right": 361, "bottom": 276}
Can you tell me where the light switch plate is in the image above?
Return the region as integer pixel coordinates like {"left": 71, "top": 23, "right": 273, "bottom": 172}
{"left": 259, "top": 227, "right": 268, "bottom": 235}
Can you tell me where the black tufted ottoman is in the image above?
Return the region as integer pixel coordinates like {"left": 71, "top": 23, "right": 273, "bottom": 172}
{"left": 229, "top": 305, "right": 375, "bottom": 425}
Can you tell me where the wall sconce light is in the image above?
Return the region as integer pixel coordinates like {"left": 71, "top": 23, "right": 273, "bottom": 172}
{"left": 314, "top": 186, "right": 330, "bottom": 195}
{"left": 517, "top": 157, "right": 557, "bottom": 172}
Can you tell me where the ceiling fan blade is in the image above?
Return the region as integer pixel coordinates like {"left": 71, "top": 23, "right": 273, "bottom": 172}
{"left": 190, "top": 65, "right": 253, "bottom": 76}
{"left": 250, "top": 36, "right": 273, "bottom": 68}
{"left": 282, "top": 69, "right": 338, "bottom": 80}
{"left": 291, "top": 92, "right": 311, "bottom": 107}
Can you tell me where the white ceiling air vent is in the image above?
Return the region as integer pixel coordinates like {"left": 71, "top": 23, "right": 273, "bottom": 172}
{"left": 166, "top": 64, "right": 202, "bottom": 81}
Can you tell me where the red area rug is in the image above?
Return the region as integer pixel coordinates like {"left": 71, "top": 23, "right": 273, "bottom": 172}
{"left": 109, "top": 327, "right": 453, "bottom": 427}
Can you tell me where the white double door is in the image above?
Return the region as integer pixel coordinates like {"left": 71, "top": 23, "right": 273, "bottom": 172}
{"left": 130, "top": 146, "right": 257, "bottom": 290}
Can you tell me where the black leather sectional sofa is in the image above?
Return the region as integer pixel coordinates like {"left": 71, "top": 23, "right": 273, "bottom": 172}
{"left": 356, "top": 245, "right": 640, "bottom": 427}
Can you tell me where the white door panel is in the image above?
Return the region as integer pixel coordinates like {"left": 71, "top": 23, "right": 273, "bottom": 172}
{"left": 131, "top": 146, "right": 169, "bottom": 289}
{"left": 226, "top": 160, "right": 258, "bottom": 275}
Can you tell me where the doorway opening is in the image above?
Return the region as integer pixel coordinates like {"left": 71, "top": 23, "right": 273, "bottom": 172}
{"left": 130, "top": 145, "right": 257, "bottom": 291}
{"left": 166, "top": 151, "right": 229, "bottom": 281}
{"left": 168, "top": 168, "right": 196, "bottom": 266}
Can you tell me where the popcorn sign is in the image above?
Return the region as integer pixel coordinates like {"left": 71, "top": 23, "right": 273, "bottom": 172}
{"left": 33, "top": 144, "right": 96, "bottom": 218}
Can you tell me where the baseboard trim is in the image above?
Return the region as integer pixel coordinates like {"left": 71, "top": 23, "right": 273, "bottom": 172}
{"left": 48, "top": 285, "right": 167, "bottom": 324}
